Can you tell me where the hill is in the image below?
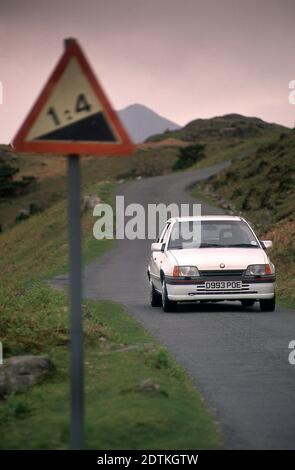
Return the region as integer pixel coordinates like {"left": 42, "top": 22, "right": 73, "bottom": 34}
{"left": 146, "top": 113, "right": 288, "bottom": 143}
{"left": 203, "top": 129, "right": 295, "bottom": 230}
{"left": 118, "top": 103, "right": 180, "bottom": 143}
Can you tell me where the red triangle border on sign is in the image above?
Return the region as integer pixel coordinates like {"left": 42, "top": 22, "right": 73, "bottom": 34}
{"left": 12, "top": 39, "right": 135, "bottom": 156}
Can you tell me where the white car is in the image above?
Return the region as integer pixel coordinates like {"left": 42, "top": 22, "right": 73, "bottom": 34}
{"left": 147, "top": 216, "right": 276, "bottom": 312}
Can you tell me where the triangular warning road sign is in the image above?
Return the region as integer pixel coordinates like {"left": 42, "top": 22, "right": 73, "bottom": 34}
{"left": 12, "top": 39, "right": 135, "bottom": 156}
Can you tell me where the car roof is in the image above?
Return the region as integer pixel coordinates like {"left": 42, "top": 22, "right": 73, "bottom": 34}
{"left": 167, "top": 215, "right": 243, "bottom": 223}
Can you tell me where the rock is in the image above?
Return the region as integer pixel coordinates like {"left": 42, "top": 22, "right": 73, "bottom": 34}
{"left": 136, "top": 378, "right": 160, "bottom": 393}
{"left": 0, "top": 355, "right": 54, "bottom": 399}
{"left": 81, "top": 195, "right": 101, "bottom": 213}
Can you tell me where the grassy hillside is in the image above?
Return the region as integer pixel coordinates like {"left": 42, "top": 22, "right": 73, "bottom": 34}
{"left": 202, "top": 130, "right": 295, "bottom": 231}
{"left": 0, "top": 144, "right": 180, "bottom": 231}
{"left": 145, "top": 114, "right": 289, "bottom": 174}
{"left": 193, "top": 130, "right": 295, "bottom": 306}
{"left": 146, "top": 113, "right": 287, "bottom": 143}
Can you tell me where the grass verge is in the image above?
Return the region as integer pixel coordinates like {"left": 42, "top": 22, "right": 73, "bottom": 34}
{"left": 0, "top": 298, "right": 220, "bottom": 449}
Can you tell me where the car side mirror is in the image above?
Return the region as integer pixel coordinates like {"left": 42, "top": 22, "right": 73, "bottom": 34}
{"left": 151, "top": 242, "right": 163, "bottom": 252}
{"left": 260, "top": 240, "right": 273, "bottom": 250}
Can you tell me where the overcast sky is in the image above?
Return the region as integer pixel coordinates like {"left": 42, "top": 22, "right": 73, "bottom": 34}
{"left": 1, "top": 0, "right": 294, "bottom": 143}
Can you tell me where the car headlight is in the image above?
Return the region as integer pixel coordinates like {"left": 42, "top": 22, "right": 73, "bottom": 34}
{"left": 245, "top": 264, "right": 275, "bottom": 276}
{"left": 173, "top": 266, "right": 200, "bottom": 277}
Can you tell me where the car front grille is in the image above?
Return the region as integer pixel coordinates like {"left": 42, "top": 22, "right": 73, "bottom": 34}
{"left": 199, "top": 269, "right": 245, "bottom": 279}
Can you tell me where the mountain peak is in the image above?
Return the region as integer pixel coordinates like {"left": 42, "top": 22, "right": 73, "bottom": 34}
{"left": 118, "top": 104, "right": 180, "bottom": 143}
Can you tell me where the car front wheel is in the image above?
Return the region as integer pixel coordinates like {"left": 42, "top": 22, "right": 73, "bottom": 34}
{"left": 161, "top": 279, "right": 177, "bottom": 312}
{"left": 260, "top": 295, "right": 276, "bottom": 312}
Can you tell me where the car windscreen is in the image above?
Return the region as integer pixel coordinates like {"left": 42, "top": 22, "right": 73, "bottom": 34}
{"left": 168, "top": 220, "right": 259, "bottom": 249}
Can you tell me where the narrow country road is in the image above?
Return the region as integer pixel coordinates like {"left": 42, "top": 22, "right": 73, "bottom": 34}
{"left": 54, "top": 161, "right": 295, "bottom": 449}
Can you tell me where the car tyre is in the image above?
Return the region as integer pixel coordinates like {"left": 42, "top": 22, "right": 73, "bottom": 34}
{"left": 161, "top": 279, "right": 177, "bottom": 312}
{"left": 260, "top": 295, "right": 276, "bottom": 312}
{"left": 150, "top": 279, "right": 162, "bottom": 307}
{"left": 241, "top": 300, "right": 256, "bottom": 308}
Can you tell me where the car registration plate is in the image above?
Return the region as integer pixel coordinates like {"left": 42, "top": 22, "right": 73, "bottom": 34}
{"left": 204, "top": 281, "right": 242, "bottom": 290}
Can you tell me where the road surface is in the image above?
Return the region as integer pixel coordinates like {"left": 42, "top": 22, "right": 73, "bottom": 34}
{"left": 54, "top": 161, "right": 295, "bottom": 449}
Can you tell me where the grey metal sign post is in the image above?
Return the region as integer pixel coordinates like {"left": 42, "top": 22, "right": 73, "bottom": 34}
{"left": 68, "top": 153, "right": 83, "bottom": 449}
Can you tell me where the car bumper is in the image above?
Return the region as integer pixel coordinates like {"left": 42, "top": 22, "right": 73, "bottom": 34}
{"left": 166, "top": 279, "right": 275, "bottom": 301}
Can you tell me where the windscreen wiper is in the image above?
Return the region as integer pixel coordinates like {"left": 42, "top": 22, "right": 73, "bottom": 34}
{"left": 199, "top": 243, "right": 224, "bottom": 248}
{"left": 226, "top": 243, "right": 258, "bottom": 248}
